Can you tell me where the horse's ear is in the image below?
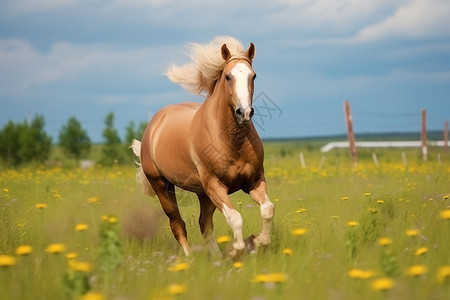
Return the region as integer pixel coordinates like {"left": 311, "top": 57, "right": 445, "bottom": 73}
{"left": 221, "top": 44, "right": 231, "bottom": 61}
{"left": 245, "top": 42, "right": 255, "bottom": 61}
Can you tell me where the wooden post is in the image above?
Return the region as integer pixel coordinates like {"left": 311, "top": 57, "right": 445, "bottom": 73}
{"left": 401, "top": 152, "right": 407, "bottom": 167}
{"left": 421, "top": 109, "right": 427, "bottom": 162}
{"left": 344, "top": 100, "right": 357, "bottom": 165}
{"left": 299, "top": 152, "right": 306, "bottom": 168}
{"left": 319, "top": 156, "right": 326, "bottom": 169}
{"left": 372, "top": 152, "right": 379, "bottom": 166}
{"left": 444, "top": 120, "right": 448, "bottom": 154}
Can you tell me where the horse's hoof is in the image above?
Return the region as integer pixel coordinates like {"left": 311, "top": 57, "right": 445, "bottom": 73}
{"left": 228, "top": 248, "right": 244, "bottom": 259}
{"left": 245, "top": 234, "right": 258, "bottom": 254}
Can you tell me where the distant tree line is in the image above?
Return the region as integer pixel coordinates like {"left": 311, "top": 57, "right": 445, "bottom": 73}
{"left": 0, "top": 112, "right": 147, "bottom": 167}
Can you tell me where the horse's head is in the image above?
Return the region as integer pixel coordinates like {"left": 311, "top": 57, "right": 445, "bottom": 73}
{"left": 221, "top": 43, "right": 256, "bottom": 125}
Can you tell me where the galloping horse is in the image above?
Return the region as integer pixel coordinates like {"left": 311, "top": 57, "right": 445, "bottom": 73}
{"left": 131, "top": 36, "right": 274, "bottom": 257}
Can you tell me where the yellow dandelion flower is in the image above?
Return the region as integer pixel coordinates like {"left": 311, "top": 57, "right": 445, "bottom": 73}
{"left": 348, "top": 269, "right": 374, "bottom": 279}
{"left": 87, "top": 196, "right": 99, "bottom": 203}
{"left": 167, "top": 284, "right": 187, "bottom": 295}
{"left": 341, "top": 196, "right": 349, "bottom": 201}
{"left": 75, "top": 223, "right": 89, "bottom": 231}
{"left": 0, "top": 255, "right": 16, "bottom": 267}
{"left": 407, "top": 264, "right": 428, "bottom": 277}
{"left": 108, "top": 216, "right": 118, "bottom": 224}
{"left": 216, "top": 235, "right": 232, "bottom": 244}
{"left": 3, "top": 188, "right": 9, "bottom": 192}
{"left": 252, "top": 273, "right": 287, "bottom": 283}
{"left": 406, "top": 229, "right": 420, "bottom": 237}
{"left": 253, "top": 274, "right": 270, "bottom": 282}
{"left": 45, "top": 243, "right": 66, "bottom": 254}
{"left": 283, "top": 248, "right": 293, "bottom": 255}
{"left": 274, "top": 198, "right": 280, "bottom": 202}
{"left": 371, "top": 278, "right": 395, "bottom": 291}
{"left": 332, "top": 215, "right": 340, "bottom": 219}
{"left": 365, "top": 193, "right": 371, "bottom": 197}
{"left": 439, "top": 209, "right": 450, "bottom": 220}
{"left": 267, "top": 273, "right": 288, "bottom": 283}
{"left": 368, "top": 207, "right": 378, "bottom": 214}
{"left": 168, "top": 262, "right": 189, "bottom": 272}
{"left": 233, "top": 261, "right": 244, "bottom": 269}
{"left": 35, "top": 203, "right": 48, "bottom": 209}
{"left": 378, "top": 237, "right": 393, "bottom": 246}
{"left": 415, "top": 247, "right": 428, "bottom": 256}
{"left": 68, "top": 260, "right": 92, "bottom": 273}
{"left": 437, "top": 265, "right": 450, "bottom": 283}
{"left": 15, "top": 245, "right": 33, "bottom": 256}
{"left": 443, "top": 195, "right": 449, "bottom": 200}
{"left": 292, "top": 228, "right": 308, "bottom": 236}
{"left": 80, "top": 292, "right": 105, "bottom": 300}
{"left": 377, "top": 200, "right": 384, "bottom": 204}
{"left": 295, "top": 208, "right": 307, "bottom": 213}
{"left": 66, "top": 252, "right": 78, "bottom": 260}
{"left": 347, "top": 221, "right": 359, "bottom": 227}
{"left": 52, "top": 190, "right": 62, "bottom": 199}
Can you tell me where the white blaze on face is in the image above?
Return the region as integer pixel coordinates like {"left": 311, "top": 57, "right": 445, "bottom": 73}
{"left": 231, "top": 63, "right": 253, "bottom": 114}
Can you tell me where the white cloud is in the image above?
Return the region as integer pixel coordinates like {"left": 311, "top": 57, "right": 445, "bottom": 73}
{"left": 1, "top": 0, "right": 76, "bottom": 16}
{"left": 269, "top": 0, "right": 404, "bottom": 35}
{"left": 0, "top": 39, "right": 176, "bottom": 95}
{"left": 355, "top": 0, "right": 450, "bottom": 42}
{"left": 271, "top": 0, "right": 449, "bottom": 46}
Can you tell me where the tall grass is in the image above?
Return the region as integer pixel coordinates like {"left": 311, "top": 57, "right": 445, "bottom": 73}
{"left": 0, "top": 143, "right": 449, "bottom": 299}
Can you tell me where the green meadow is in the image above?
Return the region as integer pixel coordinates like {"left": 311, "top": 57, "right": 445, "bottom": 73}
{"left": 1, "top": 141, "right": 449, "bottom": 300}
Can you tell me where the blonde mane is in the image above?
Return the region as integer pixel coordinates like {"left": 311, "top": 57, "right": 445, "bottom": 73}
{"left": 166, "top": 36, "right": 246, "bottom": 96}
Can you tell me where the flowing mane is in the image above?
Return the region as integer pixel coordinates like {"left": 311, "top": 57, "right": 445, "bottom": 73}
{"left": 166, "top": 36, "right": 246, "bottom": 96}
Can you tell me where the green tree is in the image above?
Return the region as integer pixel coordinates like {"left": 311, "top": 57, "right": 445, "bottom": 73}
{"left": 100, "top": 112, "right": 123, "bottom": 165}
{"left": 0, "top": 120, "right": 21, "bottom": 165}
{"left": 124, "top": 120, "right": 147, "bottom": 163}
{"left": 124, "top": 120, "right": 147, "bottom": 144}
{"left": 18, "top": 115, "right": 52, "bottom": 164}
{"left": 59, "top": 116, "right": 91, "bottom": 161}
{"left": 0, "top": 115, "right": 52, "bottom": 166}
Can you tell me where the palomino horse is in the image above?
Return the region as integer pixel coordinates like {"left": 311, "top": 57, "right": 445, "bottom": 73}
{"left": 131, "top": 36, "right": 274, "bottom": 257}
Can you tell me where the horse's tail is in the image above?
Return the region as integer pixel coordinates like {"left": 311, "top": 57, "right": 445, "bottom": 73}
{"left": 130, "top": 139, "right": 156, "bottom": 196}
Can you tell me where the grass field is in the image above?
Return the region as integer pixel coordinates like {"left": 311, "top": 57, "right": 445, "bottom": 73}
{"left": 1, "top": 141, "right": 449, "bottom": 300}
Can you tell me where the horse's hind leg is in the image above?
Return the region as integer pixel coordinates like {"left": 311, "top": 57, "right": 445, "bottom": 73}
{"left": 198, "top": 194, "right": 220, "bottom": 256}
{"left": 151, "top": 178, "right": 190, "bottom": 256}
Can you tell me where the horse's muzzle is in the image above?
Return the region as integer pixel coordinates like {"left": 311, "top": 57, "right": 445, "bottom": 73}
{"left": 236, "top": 107, "right": 254, "bottom": 124}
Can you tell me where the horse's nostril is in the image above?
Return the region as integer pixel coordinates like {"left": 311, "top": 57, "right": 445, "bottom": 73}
{"left": 250, "top": 108, "right": 255, "bottom": 118}
{"left": 236, "top": 108, "right": 242, "bottom": 115}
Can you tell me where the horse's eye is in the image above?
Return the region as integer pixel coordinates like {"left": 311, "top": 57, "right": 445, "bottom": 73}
{"left": 225, "top": 75, "right": 231, "bottom": 81}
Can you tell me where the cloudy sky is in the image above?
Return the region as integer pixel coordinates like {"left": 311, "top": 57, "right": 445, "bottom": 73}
{"left": 1, "top": 0, "right": 449, "bottom": 142}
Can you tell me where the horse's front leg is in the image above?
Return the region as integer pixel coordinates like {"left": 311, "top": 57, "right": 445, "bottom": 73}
{"left": 202, "top": 178, "right": 245, "bottom": 257}
{"left": 249, "top": 174, "right": 275, "bottom": 248}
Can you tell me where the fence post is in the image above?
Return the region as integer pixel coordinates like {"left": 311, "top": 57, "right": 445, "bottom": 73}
{"left": 372, "top": 152, "right": 379, "bottom": 166}
{"left": 444, "top": 120, "right": 448, "bottom": 154}
{"left": 401, "top": 152, "right": 407, "bottom": 167}
{"left": 421, "top": 109, "right": 427, "bottom": 162}
{"left": 344, "top": 100, "right": 357, "bottom": 165}
{"left": 299, "top": 152, "right": 306, "bottom": 168}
